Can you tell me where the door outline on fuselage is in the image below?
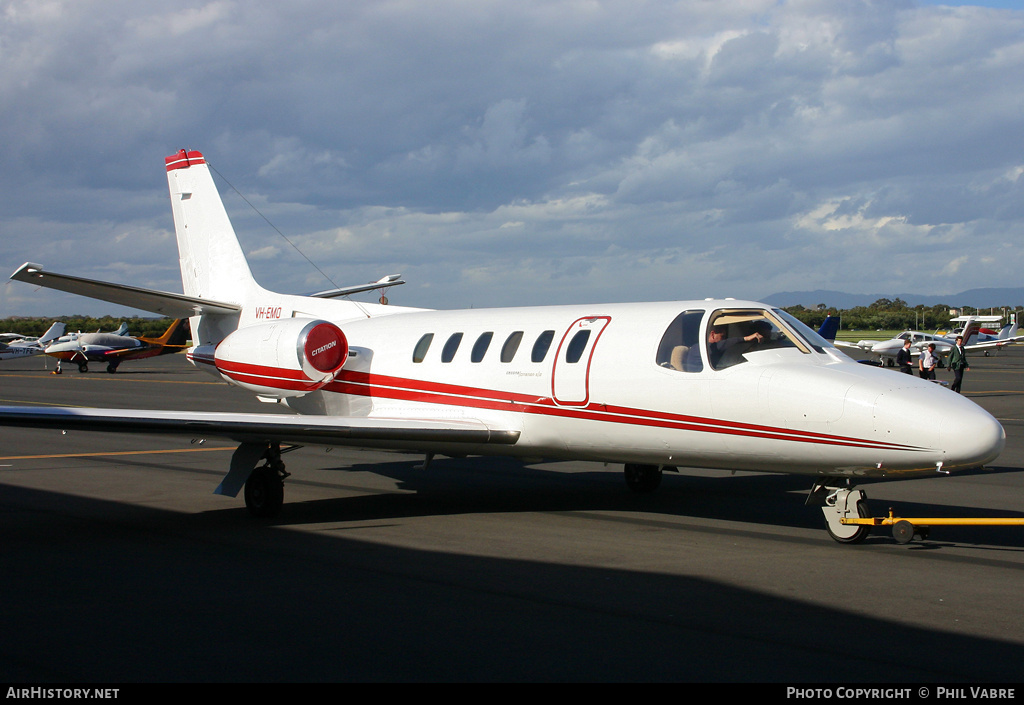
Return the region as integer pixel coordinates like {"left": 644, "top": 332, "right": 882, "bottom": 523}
{"left": 551, "top": 316, "right": 611, "bottom": 407}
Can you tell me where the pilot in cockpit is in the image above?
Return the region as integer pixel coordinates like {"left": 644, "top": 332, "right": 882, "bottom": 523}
{"left": 707, "top": 324, "right": 765, "bottom": 368}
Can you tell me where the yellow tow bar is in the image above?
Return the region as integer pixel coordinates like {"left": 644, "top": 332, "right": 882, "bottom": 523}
{"left": 842, "top": 509, "right": 1024, "bottom": 543}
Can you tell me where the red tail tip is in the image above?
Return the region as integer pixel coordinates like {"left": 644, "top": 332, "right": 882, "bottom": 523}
{"left": 165, "top": 149, "right": 206, "bottom": 172}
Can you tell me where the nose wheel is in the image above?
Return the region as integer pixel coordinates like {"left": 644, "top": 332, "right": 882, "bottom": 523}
{"left": 811, "top": 483, "right": 872, "bottom": 544}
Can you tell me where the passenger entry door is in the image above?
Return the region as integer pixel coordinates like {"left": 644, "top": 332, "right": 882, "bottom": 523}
{"left": 552, "top": 316, "right": 611, "bottom": 406}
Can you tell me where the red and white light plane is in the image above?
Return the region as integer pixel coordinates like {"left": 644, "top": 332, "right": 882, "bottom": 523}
{"left": 3, "top": 149, "right": 1006, "bottom": 543}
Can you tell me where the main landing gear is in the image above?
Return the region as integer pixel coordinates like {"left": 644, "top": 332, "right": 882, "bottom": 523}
{"left": 808, "top": 481, "right": 872, "bottom": 544}
{"left": 624, "top": 463, "right": 665, "bottom": 493}
{"left": 237, "top": 442, "right": 291, "bottom": 517}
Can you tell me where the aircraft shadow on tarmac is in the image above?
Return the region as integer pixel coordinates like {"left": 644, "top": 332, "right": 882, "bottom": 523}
{"left": 199, "top": 453, "right": 1024, "bottom": 550}
{"left": 3, "top": 482, "right": 1024, "bottom": 682}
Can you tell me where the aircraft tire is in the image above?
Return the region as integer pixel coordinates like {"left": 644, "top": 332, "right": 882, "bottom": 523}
{"left": 244, "top": 466, "right": 284, "bottom": 518}
{"left": 77, "top": 362, "right": 88, "bottom": 373}
{"left": 624, "top": 463, "right": 662, "bottom": 493}
{"left": 825, "top": 500, "right": 871, "bottom": 544}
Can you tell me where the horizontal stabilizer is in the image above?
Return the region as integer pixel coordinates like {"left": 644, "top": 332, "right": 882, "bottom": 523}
{"left": 10, "top": 263, "right": 241, "bottom": 318}
{"left": 308, "top": 274, "right": 405, "bottom": 299}
{"left": 0, "top": 406, "right": 521, "bottom": 448}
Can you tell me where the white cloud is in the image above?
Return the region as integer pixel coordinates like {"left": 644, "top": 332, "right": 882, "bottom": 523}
{"left": 2, "top": 0, "right": 1024, "bottom": 317}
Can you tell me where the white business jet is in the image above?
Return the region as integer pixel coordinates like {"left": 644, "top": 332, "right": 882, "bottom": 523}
{"left": 0, "top": 321, "right": 66, "bottom": 361}
{"left": 2, "top": 149, "right": 1006, "bottom": 544}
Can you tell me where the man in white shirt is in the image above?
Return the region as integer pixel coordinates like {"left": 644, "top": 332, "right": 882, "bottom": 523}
{"left": 919, "top": 343, "right": 938, "bottom": 380}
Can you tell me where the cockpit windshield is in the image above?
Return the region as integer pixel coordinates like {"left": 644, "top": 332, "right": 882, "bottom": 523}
{"left": 657, "top": 307, "right": 833, "bottom": 372}
{"left": 772, "top": 309, "right": 836, "bottom": 353}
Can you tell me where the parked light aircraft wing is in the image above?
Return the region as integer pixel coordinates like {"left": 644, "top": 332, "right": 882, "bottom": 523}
{"left": 10, "top": 263, "right": 240, "bottom": 318}
{"left": 964, "top": 336, "right": 1024, "bottom": 352}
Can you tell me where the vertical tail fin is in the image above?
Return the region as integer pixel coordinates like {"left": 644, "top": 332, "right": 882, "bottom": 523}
{"left": 37, "top": 322, "right": 66, "bottom": 345}
{"left": 816, "top": 315, "right": 840, "bottom": 342}
{"left": 148, "top": 318, "right": 190, "bottom": 346}
{"left": 165, "top": 150, "right": 259, "bottom": 304}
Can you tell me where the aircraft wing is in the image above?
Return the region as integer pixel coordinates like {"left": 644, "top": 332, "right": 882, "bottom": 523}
{"left": 966, "top": 336, "right": 1024, "bottom": 352}
{"left": 0, "top": 406, "right": 521, "bottom": 449}
{"left": 10, "top": 263, "right": 241, "bottom": 318}
{"left": 832, "top": 340, "right": 880, "bottom": 358}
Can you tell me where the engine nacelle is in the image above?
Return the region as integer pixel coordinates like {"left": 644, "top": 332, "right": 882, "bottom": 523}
{"left": 213, "top": 318, "right": 348, "bottom": 398}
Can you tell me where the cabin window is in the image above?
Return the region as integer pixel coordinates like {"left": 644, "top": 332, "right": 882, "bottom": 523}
{"left": 441, "top": 332, "right": 464, "bottom": 363}
{"left": 500, "top": 331, "right": 523, "bottom": 362}
{"left": 471, "top": 332, "right": 493, "bottom": 363}
{"left": 531, "top": 330, "right": 555, "bottom": 362}
{"left": 656, "top": 310, "right": 705, "bottom": 372}
{"left": 565, "top": 330, "right": 591, "bottom": 363}
{"left": 413, "top": 333, "right": 434, "bottom": 363}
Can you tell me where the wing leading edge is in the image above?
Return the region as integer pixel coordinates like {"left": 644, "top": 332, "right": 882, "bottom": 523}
{"left": 10, "top": 263, "right": 240, "bottom": 318}
{"left": 0, "top": 406, "right": 521, "bottom": 448}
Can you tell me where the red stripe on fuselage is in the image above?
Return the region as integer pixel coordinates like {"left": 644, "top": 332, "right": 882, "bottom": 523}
{"left": 187, "top": 354, "right": 921, "bottom": 452}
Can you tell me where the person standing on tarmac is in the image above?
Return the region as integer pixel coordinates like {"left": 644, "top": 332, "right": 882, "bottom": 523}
{"left": 947, "top": 335, "right": 969, "bottom": 393}
{"left": 919, "top": 343, "right": 938, "bottom": 380}
{"left": 895, "top": 339, "right": 914, "bottom": 374}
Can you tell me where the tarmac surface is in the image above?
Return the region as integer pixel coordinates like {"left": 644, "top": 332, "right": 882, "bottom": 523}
{"left": 1, "top": 348, "right": 1023, "bottom": 682}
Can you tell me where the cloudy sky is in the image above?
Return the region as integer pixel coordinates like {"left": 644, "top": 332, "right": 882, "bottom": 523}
{"left": 1, "top": 0, "right": 1022, "bottom": 317}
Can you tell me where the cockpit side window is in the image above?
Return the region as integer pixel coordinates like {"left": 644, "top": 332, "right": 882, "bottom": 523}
{"left": 656, "top": 310, "right": 705, "bottom": 372}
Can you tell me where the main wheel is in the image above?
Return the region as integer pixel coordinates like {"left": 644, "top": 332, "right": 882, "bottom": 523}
{"left": 624, "top": 463, "right": 662, "bottom": 493}
{"left": 825, "top": 500, "right": 871, "bottom": 544}
{"left": 244, "top": 465, "right": 284, "bottom": 518}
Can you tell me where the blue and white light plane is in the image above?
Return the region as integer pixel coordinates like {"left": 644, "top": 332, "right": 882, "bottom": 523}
{"left": 836, "top": 318, "right": 1023, "bottom": 366}
{"left": 2, "top": 149, "right": 1005, "bottom": 543}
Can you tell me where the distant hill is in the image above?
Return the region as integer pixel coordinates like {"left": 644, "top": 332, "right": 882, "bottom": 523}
{"left": 762, "top": 288, "right": 1024, "bottom": 310}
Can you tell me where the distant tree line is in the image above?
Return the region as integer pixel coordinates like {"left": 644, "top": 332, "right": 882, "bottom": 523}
{"left": 2, "top": 316, "right": 181, "bottom": 339}
{"left": 5, "top": 299, "right": 1021, "bottom": 340}
{"left": 783, "top": 298, "right": 1021, "bottom": 332}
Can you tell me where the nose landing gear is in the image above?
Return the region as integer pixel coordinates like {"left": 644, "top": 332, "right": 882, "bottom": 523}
{"left": 808, "top": 482, "right": 871, "bottom": 544}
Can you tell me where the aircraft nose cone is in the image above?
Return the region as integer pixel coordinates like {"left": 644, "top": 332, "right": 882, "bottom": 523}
{"left": 938, "top": 398, "right": 1005, "bottom": 470}
{"left": 866, "top": 384, "right": 1004, "bottom": 472}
